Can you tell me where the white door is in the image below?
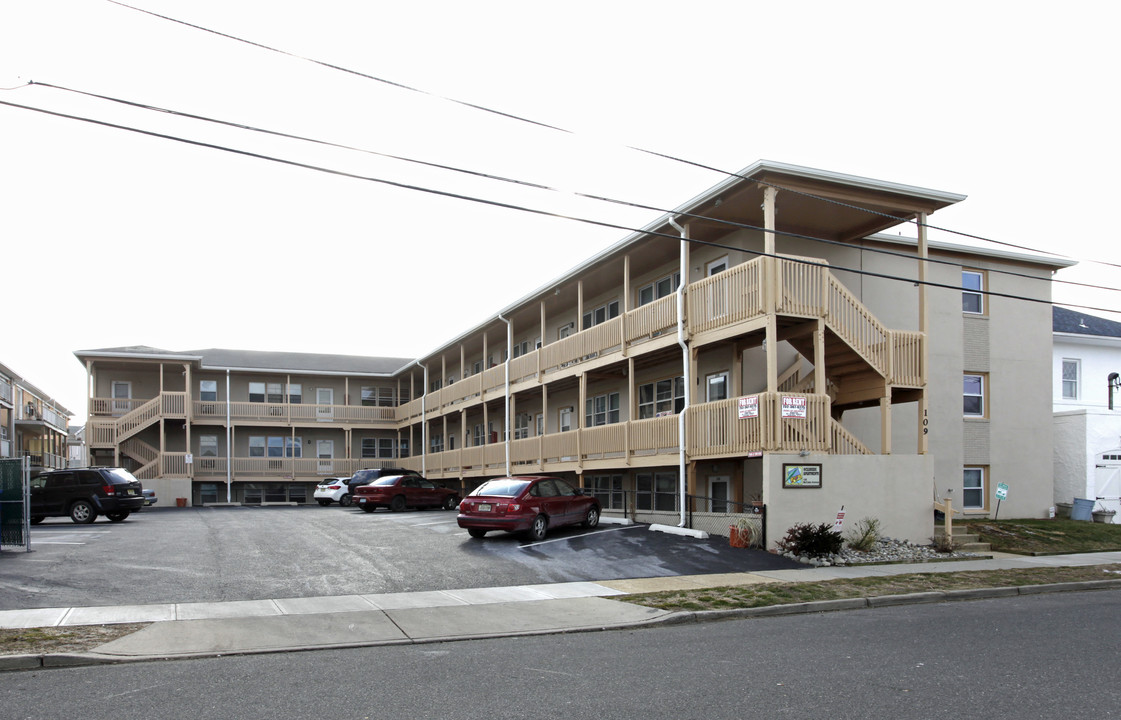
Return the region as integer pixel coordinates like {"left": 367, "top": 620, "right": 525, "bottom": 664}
{"left": 112, "top": 381, "right": 132, "bottom": 415}
{"left": 317, "top": 440, "right": 334, "bottom": 474}
{"left": 709, "top": 476, "right": 730, "bottom": 512}
{"left": 316, "top": 388, "right": 334, "bottom": 421}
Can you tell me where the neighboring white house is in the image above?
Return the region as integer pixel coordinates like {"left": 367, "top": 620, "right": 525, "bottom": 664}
{"left": 1053, "top": 306, "right": 1121, "bottom": 521}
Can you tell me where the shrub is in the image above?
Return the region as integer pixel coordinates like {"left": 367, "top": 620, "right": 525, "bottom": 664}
{"left": 845, "top": 517, "right": 881, "bottom": 552}
{"left": 776, "top": 522, "right": 844, "bottom": 558}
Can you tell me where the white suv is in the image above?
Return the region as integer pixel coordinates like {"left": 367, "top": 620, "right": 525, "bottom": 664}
{"left": 314, "top": 477, "right": 354, "bottom": 506}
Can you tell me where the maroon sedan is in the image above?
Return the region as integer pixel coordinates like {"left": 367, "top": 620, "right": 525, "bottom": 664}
{"left": 457, "top": 476, "right": 600, "bottom": 541}
{"left": 353, "top": 475, "right": 460, "bottom": 512}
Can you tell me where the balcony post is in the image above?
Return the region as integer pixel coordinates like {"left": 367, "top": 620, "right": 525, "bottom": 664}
{"left": 917, "top": 211, "right": 929, "bottom": 455}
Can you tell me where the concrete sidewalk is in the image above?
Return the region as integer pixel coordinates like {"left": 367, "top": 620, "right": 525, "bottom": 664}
{"left": 3, "top": 550, "right": 1120, "bottom": 670}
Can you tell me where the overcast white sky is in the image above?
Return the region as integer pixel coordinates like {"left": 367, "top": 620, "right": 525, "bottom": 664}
{"left": 2, "top": 0, "right": 1118, "bottom": 425}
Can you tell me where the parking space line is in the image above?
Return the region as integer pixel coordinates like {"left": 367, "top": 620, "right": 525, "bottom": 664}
{"left": 518, "top": 524, "right": 641, "bottom": 549}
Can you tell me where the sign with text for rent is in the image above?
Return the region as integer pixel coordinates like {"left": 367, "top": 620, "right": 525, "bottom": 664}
{"left": 738, "top": 395, "right": 759, "bottom": 419}
{"left": 781, "top": 396, "right": 807, "bottom": 418}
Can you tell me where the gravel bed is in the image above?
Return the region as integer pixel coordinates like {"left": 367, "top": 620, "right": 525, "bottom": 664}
{"left": 781, "top": 537, "right": 984, "bottom": 567}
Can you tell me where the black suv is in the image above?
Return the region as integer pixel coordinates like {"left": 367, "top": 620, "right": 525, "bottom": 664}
{"left": 345, "top": 467, "right": 419, "bottom": 492}
{"left": 30, "top": 467, "right": 146, "bottom": 524}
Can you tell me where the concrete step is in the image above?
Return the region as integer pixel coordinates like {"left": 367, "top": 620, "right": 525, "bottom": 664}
{"left": 955, "top": 542, "right": 992, "bottom": 552}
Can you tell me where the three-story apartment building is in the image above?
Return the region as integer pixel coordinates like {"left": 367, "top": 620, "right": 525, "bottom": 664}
{"left": 0, "top": 360, "right": 72, "bottom": 470}
{"left": 77, "top": 161, "right": 1071, "bottom": 544}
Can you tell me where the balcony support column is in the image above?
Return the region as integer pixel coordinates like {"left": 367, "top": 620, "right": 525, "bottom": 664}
{"left": 625, "top": 356, "right": 634, "bottom": 465}
{"left": 880, "top": 395, "right": 892, "bottom": 455}
{"left": 540, "top": 386, "right": 547, "bottom": 467}
{"left": 814, "top": 319, "right": 826, "bottom": 396}
{"left": 765, "top": 315, "right": 778, "bottom": 394}
{"left": 578, "top": 372, "right": 586, "bottom": 471}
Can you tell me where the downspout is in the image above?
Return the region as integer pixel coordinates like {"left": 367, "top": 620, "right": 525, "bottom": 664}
{"left": 668, "top": 216, "right": 690, "bottom": 527}
{"left": 225, "top": 369, "right": 231, "bottom": 503}
{"left": 498, "top": 313, "right": 512, "bottom": 476}
{"left": 418, "top": 361, "right": 429, "bottom": 478}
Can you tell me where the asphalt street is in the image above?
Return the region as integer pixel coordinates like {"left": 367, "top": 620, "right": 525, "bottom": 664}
{"left": 0, "top": 506, "right": 801, "bottom": 609}
{"left": 3, "top": 590, "right": 1117, "bottom": 719}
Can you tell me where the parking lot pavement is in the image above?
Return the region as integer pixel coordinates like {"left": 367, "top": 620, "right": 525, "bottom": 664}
{"left": 0, "top": 506, "right": 802, "bottom": 611}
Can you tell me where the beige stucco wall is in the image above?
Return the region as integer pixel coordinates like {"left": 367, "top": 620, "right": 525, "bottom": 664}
{"left": 762, "top": 453, "right": 933, "bottom": 546}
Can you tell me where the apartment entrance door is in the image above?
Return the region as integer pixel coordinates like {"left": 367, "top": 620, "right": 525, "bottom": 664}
{"left": 709, "top": 476, "right": 730, "bottom": 512}
{"left": 316, "top": 388, "right": 334, "bottom": 421}
{"left": 317, "top": 440, "right": 334, "bottom": 474}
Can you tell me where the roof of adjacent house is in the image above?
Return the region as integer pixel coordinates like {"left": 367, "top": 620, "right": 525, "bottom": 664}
{"left": 74, "top": 346, "right": 413, "bottom": 376}
{"left": 1054, "top": 306, "right": 1121, "bottom": 338}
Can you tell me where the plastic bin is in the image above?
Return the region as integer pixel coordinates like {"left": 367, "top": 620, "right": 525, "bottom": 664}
{"left": 1071, "top": 497, "right": 1094, "bottom": 522}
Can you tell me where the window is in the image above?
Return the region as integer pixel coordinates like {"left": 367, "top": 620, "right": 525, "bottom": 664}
{"left": 559, "top": 407, "right": 573, "bottom": 433}
{"left": 429, "top": 434, "right": 444, "bottom": 453}
{"left": 514, "top": 413, "right": 531, "bottom": 440}
{"left": 582, "top": 300, "right": 620, "bottom": 330}
{"left": 200, "top": 380, "right": 217, "bottom": 402}
{"left": 706, "top": 372, "right": 729, "bottom": 402}
{"left": 473, "top": 423, "right": 486, "bottom": 446}
{"left": 962, "top": 270, "right": 984, "bottom": 314}
{"left": 361, "top": 438, "right": 377, "bottom": 458}
{"left": 267, "top": 383, "right": 283, "bottom": 404}
{"left": 430, "top": 379, "right": 443, "bottom": 392}
{"left": 249, "top": 382, "right": 265, "bottom": 403}
{"left": 199, "top": 435, "right": 218, "bottom": 457}
{"left": 963, "top": 467, "right": 985, "bottom": 509}
{"left": 511, "top": 340, "right": 530, "bottom": 358}
{"left": 963, "top": 374, "right": 986, "bottom": 417}
{"left": 267, "top": 437, "right": 284, "bottom": 458}
{"left": 287, "top": 384, "right": 302, "bottom": 404}
{"left": 638, "top": 273, "right": 681, "bottom": 307}
{"left": 558, "top": 323, "right": 575, "bottom": 340}
{"left": 285, "top": 437, "right": 302, "bottom": 458}
{"left": 586, "top": 393, "right": 620, "bottom": 427}
{"left": 1062, "top": 359, "right": 1080, "bottom": 400}
{"left": 472, "top": 360, "right": 483, "bottom": 375}
{"left": 638, "top": 377, "right": 685, "bottom": 419}
{"left": 590, "top": 474, "right": 624, "bottom": 510}
{"left": 377, "top": 438, "right": 396, "bottom": 458}
{"left": 249, "top": 436, "right": 265, "bottom": 457}
{"left": 399, "top": 439, "right": 409, "bottom": 458}
{"left": 706, "top": 256, "right": 729, "bottom": 276}
{"left": 637, "top": 471, "right": 678, "bottom": 511}
{"left": 536, "top": 413, "right": 544, "bottom": 437}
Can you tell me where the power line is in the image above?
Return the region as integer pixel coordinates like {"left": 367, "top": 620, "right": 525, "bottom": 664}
{"left": 23, "top": 81, "right": 1121, "bottom": 300}
{"left": 104, "top": 0, "right": 1121, "bottom": 273}
{"left": 2, "top": 97, "right": 1110, "bottom": 319}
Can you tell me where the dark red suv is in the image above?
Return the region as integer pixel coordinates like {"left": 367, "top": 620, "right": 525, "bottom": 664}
{"left": 29, "top": 467, "right": 146, "bottom": 524}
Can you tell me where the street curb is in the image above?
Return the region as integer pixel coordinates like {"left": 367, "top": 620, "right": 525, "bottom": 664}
{"left": 4, "top": 579, "right": 1121, "bottom": 673}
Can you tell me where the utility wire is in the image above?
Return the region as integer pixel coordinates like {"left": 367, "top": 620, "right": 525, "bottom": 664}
{"left": 104, "top": 0, "right": 1121, "bottom": 273}
{"left": 1, "top": 97, "right": 1112, "bottom": 318}
{"left": 24, "top": 80, "right": 1121, "bottom": 299}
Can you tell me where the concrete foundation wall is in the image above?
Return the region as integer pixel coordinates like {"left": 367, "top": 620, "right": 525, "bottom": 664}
{"left": 762, "top": 453, "right": 933, "bottom": 546}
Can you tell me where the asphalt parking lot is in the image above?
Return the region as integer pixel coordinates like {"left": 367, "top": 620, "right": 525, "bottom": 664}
{"left": 0, "top": 505, "right": 802, "bottom": 610}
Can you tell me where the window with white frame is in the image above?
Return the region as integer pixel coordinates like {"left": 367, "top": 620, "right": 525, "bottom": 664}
{"left": 361, "top": 438, "right": 377, "bottom": 458}
{"left": 706, "top": 256, "right": 729, "bottom": 276}
{"left": 429, "top": 434, "right": 444, "bottom": 453}
{"left": 287, "top": 384, "right": 302, "bottom": 404}
{"left": 558, "top": 323, "right": 575, "bottom": 340}
{"left": 511, "top": 340, "right": 530, "bottom": 358}
{"left": 199, "top": 435, "right": 218, "bottom": 457}
{"left": 1062, "top": 359, "right": 1080, "bottom": 400}
{"left": 249, "top": 436, "right": 265, "bottom": 457}
{"left": 285, "top": 437, "right": 302, "bottom": 458}
{"left": 582, "top": 300, "right": 620, "bottom": 330}
{"left": 963, "top": 467, "right": 986, "bottom": 509}
{"left": 559, "top": 407, "right": 573, "bottom": 432}
{"left": 706, "top": 372, "right": 729, "bottom": 402}
{"left": 200, "top": 380, "right": 217, "bottom": 402}
{"left": 249, "top": 382, "right": 265, "bottom": 403}
{"left": 963, "top": 374, "right": 986, "bottom": 417}
{"left": 536, "top": 413, "right": 544, "bottom": 436}
{"left": 586, "top": 392, "right": 621, "bottom": 426}
{"left": 638, "top": 376, "right": 685, "bottom": 419}
{"left": 962, "top": 270, "right": 984, "bottom": 314}
{"left": 267, "top": 437, "right": 284, "bottom": 458}
{"left": 267, "top": 383, "right": 283, "bottom": 404}
{"left": 514, "top": 413, "right": 531, "bottom": 440}
{"left": 638, "top": 272, "right": 681, "bottom": 307}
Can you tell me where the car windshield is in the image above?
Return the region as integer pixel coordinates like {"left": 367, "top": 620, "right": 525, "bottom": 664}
{"left": 470, "top": 479, "right": 531, "bottom": 497}
{"left": 102, "top": 468, "right": 139, "bottom": 485}
{"left": 372, "top": 476, "right": 403, "bottom": 486}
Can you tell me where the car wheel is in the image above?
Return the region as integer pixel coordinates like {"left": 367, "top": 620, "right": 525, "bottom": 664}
{"left": 468, "top": 528, "right": 487, "bottom": 538}
{"left": 390, "top": 495, "right": 406, "bottom": 512}
{"left": 339, "top": 494, "right": 352, "bottom": 507}
{"left": 526, "top": 515, "right": 548, "bottom": 542}
{"left": 582, "top": 506, "right": 600, "bottom": 528}
{"left": 30, "top": 516, "right": 44, "bottom": 525}
{"left": 317, "top": 499, "right": 331, "bottom": 506}
{"left": 70, "top": 500, "right": 96, "bottom": 524}
{"left": 443, "top": 495, "right": 460, "bottom": 511}
{"left": 106, "top": 511, "right": 130, "bottom": 522}
{"left": 361, "top": 505, "right": 376, "bottom": 513}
